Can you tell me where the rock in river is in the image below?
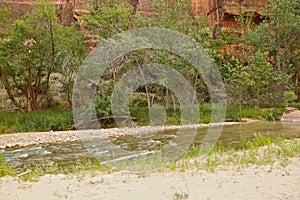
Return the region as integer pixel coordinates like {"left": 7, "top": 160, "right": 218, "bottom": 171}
{"left": 281, "top": 107, "right": 300, "bottom": 122}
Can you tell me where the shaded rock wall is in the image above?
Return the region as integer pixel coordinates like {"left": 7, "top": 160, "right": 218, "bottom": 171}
{"left": 0, "top": 0, "right": 92, "bottom": 26}
{"left": 1, "top": 0, "right": 270, "bottom": 27}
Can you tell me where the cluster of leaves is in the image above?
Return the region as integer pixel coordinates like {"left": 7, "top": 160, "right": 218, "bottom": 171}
{"left": 224, "top": 51, "right": 290, "bottom": 105}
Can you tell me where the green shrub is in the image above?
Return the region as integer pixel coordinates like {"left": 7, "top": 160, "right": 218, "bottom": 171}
{"left": 283, "top": 91, "right": 298, "bottom": 106}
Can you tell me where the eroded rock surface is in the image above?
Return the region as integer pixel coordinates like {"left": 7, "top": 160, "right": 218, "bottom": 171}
{"left": 0, "top": 0, "right": 92, "bottom": 26}
{"left": 2, "top": 0, "right": 270, "bottom": 27}
{"left": 192, "top": 0, "right": 268, "bottom": 29}
{"left": 281, "top": 107, "right": 300, "bottom": 122}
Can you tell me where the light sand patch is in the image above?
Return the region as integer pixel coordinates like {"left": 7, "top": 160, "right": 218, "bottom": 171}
{"left": 0, "top": 156, "right": 299, "bottom": 200}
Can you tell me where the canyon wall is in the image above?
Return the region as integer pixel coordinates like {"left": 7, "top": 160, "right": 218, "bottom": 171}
{"left": 0, "top": 0, "right": 91, "bottom": 26}
{"left": 1, "top": 0, "right": 269, "bottom": 28}
{"left": 192, "top": 0, "right": 269, "bottom": 29}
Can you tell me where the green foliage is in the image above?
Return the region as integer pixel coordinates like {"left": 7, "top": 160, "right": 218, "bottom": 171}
{"left": 85, "top": 0, "right": 213, "bottom": 113}
{"left": 226, "top": 105, "right": 284, "bottom": 121}
{"left": 0, "top": 104, "right": 283, "bottom": 132}
{"left": 224, "top": 51, "right": 290, "bottom": 105}
{"left": 0, "top": 109, "right": 73, "bottom": 133}
{"left": 85, "top": 0, "right": 300, "bottom": 111}
{"left": 128, "top": 104, "right": 284, "bottom": 126}
{"left": 0, "top": 5, "right": 11, "bottom": 34}
{"left": 84, "top": 0, "right": 133, "bottom": 41}
{"left": 95, "top": 80, "right": 114, "bottom": 118}
{"left": 0, "top": 155, "right": 14, "bottom": 177}
{"left": 283, "top": 91, "right": 298, "bottom": 106}
{"left": 0, "top": 0, "right": 298, "bottom": 118}
{"left": 285, "top": 102, "right": 300, "bottom": 110}
{"left": 241, "top": 134, "right": 280, "bottom": 149}
{"left": 129, "top": 106, "right": 181, "bottom": 126}
{"left": 16, "top": 158, "right": 111, "bottom": 181}
{"left": 261, "top": 0, "right": 300, "bottom": 72}
{"left": 0, "top": 1, "right": 86, "bottom": 112}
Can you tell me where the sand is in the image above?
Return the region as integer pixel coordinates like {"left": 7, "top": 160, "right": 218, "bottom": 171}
{"left": 0, "top": 156, "right": 299, "bottom": 200}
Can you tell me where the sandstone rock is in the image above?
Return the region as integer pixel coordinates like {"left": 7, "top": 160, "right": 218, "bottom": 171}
{"left": 90, "top": 176, "right": 104, "bottom": 184}
{"left": 281, "top": 107, "right": 300, "bottom": 122}
{"left": 6, "top": 143, "right": 13, "bottom": 148}
{"left": 192, "top": 0, "right": 269, "bottom": 29}
{"left": 1, "top": 0, "right": 92, "bottom": 26}
{"left": 2, "top": 0, "right": 270, "bottom": 31}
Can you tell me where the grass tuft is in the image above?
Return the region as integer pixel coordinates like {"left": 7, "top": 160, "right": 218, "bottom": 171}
{"left": 0, "top": 155, "right": 14, "bottom": 177}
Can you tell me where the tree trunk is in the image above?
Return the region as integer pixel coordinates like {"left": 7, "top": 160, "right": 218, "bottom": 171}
{"left": 171, "top": 91, "right": 176, "bottom": 111}
{"left": 0, "top": 67, "right": 25, "bottom": 112}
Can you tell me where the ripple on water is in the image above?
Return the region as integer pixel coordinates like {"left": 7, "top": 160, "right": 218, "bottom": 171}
{"left": 19, "top": 153, "right": 29, "bottom": 158}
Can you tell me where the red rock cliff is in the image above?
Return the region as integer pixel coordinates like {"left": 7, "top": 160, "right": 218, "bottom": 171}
{"left": 192, "top": 0, "right": 269, "bottom": 29}
{"left": 1, "top": 0, "right": 269, "bottom": 28}
{"left": 0, "top": 0, "right": 91, "bottom": 26}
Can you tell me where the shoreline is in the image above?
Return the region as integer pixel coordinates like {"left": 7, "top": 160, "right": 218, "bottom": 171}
{"left": 0, "top": 122, "right": 243, "bottom": 149}
{"left": 0, "top": 143, "right": 299, "bottom": 200}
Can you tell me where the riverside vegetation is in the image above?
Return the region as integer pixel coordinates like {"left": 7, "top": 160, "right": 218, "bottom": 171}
{"left": 0, "top": 104, "right": 286, "bottom": 134}
{"left": 0, "top": 0, "right": 299, "bottom": 116}
{"left": 0, "top": 0, "right": 299, "bottom": 181}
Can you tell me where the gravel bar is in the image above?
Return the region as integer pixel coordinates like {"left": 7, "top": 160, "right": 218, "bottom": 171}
{"left": 0, "top": 122, "right": 240, "bottom": 149}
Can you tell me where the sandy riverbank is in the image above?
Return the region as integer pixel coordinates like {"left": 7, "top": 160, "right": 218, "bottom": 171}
{"left": 0, "top": 156, "right": 299, "bottom": 200}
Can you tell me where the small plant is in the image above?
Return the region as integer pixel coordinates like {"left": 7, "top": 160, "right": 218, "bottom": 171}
{"left": 283, "top": 91, "right": 298, "bottom": 106}
{"left": 241, "top": 134, "right": 278, "bottom": 149}
{"left": 0, "top": 155, "right": 14, "bottom": 177}
{"left": 173, "top": 191, "right": 189, "bottom": 200}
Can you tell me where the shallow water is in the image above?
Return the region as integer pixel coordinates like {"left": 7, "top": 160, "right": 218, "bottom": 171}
{"left": 1, "top": 121, "right": 300, "bottom": 170}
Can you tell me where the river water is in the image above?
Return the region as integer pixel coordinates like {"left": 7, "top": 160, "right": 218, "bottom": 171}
{"left": 1, "top": 122, "right": 300, "bottom": 170}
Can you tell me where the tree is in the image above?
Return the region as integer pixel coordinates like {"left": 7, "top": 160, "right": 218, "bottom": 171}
{"left": 84, "top": 0, "right": 133, "bottom": 42}
{"left": 224, "top": 51, "right": 290, "bottom": 105}
{"left": 248, "top": 0, "right": 300, "bottom": 93}
{"left": 0, "top": 1, "right": 86, "bottom": 112}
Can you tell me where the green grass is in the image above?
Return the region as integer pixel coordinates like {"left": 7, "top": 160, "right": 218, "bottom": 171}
{"left": 0, "top": 104, "right": 286, "bottom": 134}
{"left": 286, "top": 102, "right": 300, "bottom": 110}
{"left": 173, "top": 136, "right": 300, "bottom": 172}
{"left": 0, "top": 155, "right": 14, "bottom": 177}
{"left": 13, "top": 158, "right": 112, "bottom": 182}
{"left": 130, "top": 104, "right": 285, "bottom": 125}
{"left": 225, "top": 104, "right": 284, "bottom": 121}
{"left": 241, "top": 134, "right": 281, "bottom": 149}
{"left": 0, "top": 109, "right": 73, "bottom": 134}
{"left": 173, "top": 191, "right": 189, "bottom": 200}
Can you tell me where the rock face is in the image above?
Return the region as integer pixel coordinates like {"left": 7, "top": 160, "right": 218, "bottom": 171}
{"left": 2, "top": 0, "right": 269, "bottom": 27}
{"left": 281, "top": 107, "right": 300, "bottom": 122}
{"left": 0, "top": 0, "right": 92, "bottom": 26}
{"left": 192, "top": 0, "right": 269, "bottom": 29}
